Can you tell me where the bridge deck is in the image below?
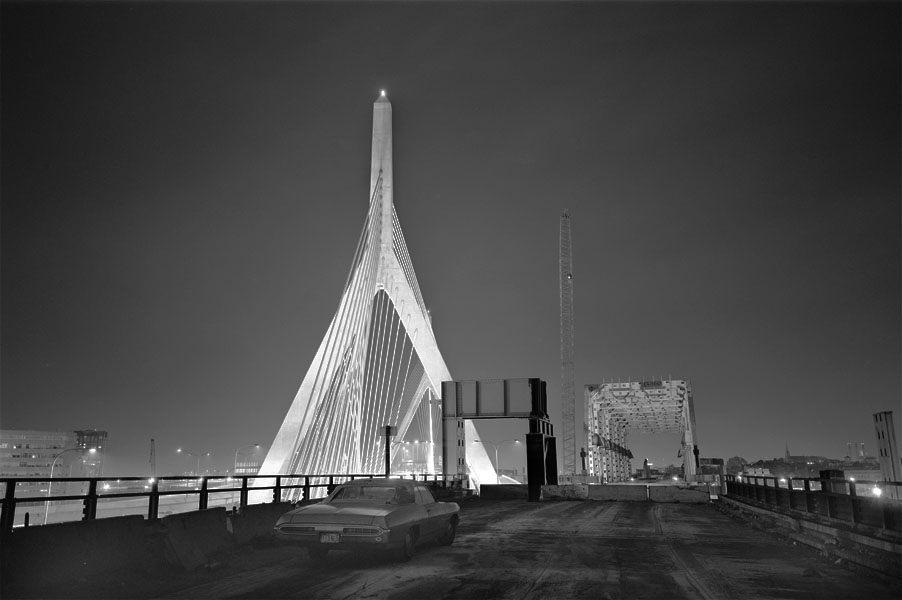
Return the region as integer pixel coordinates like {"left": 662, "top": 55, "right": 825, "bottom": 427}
{"left": 11, "top": 500, "right": 902, "bottom": 599}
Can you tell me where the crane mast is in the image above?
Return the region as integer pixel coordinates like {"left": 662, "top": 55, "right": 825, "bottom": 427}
{"left": 560, "top": 210, "right": 576, "bottom": 474}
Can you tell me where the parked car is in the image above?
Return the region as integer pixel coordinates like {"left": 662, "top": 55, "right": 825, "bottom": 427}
{"left": 274, "top": 478, "right": 460, "bottom": 561}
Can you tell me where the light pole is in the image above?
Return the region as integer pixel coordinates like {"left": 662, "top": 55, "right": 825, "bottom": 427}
{"left": 177, "top": 448, "right": 210, "bottom": 475}
{"left": 474, "top": 439, "right": 521, "bottom": 483}
{"left": 44, "top": 447, "right": 96, "bottom": 524}
{"left": 233, "top": 444, "right": 261, "bottom": 475}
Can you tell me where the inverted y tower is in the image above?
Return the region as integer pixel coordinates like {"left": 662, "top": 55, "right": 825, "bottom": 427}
{"left": 256, "top": 93, "right": 495, "bottom": 498}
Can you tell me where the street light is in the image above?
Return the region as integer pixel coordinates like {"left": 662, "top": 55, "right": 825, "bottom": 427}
{"left": 233, "top": 444, "right": 262, "bottom": 475}
{"left": 44, "top": 447, "right": 96, "bottom": 524}
{"left": 473, "top": 439, "right": 521, "bottom": 483}
{"left": 177, "top": 448, "right": 211, "bottom": 475}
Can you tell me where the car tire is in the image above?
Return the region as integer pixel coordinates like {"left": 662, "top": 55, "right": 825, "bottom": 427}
{"left": 439, "top": 519, "right": 457, "bottom": 546}
{"left": 308, "top": 546, "right": 329, "bottom": 561}
{"left": 396, "top": 530, "right": 415, "bottom": 562}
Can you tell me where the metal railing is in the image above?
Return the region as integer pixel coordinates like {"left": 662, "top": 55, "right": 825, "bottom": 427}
{"left": 0, "top": 473, "right": 468, "bottom": 534}
{"left": 724, "top": 474, "right": 902, "bottom": 533}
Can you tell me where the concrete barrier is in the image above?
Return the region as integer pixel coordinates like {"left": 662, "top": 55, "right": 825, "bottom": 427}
{"left": 0, "top": 515, "right": 146, "bottom": 595}
{"left": 162, "top": 507, "right": 234, "bottom": 570}
{"left": 649, "top": 485, "right": 710, "bottom": 503}
{"left": 720, "top": 496, "right": 902, "bottom": 579}
{"left": 543, "top": 484, "right": 588, "bottom": 500}
{"left": 228, "top": 502, "right": 294, "bottom": 545}
{"left": 1, "top": 502, "right": 300, "bottom": 596}
{"left": 587, "top": 484, "right": 649, "bottom": 501}
{"left": 479, "top": 483, "right": 711, "bottom": 503}
{"left": 479, "top": 484, "right": 530, "bottom": 500}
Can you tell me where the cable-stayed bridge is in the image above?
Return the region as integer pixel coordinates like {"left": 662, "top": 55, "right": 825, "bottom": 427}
{"left": 253, "top": 93, "right": 495, "bottom": 500}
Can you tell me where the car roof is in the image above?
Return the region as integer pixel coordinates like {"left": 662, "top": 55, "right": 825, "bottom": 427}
{"left": 340, "top": 478, "right": 419, "bottom": 488}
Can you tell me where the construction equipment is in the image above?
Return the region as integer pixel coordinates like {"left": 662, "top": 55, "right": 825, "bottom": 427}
{"left": 560, "top": 211, "right": 576, "bottom": 474}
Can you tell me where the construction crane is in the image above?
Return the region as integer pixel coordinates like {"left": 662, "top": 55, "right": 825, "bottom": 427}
{"left": 560, "top": 210, "right": 576, "bottom": 474}
{"left": 149, "top": 438, "right": 156, "bottom": 478}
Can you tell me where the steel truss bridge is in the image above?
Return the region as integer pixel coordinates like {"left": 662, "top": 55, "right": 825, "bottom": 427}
{"left": 585, "top": 380, "right": 698, "bottom": 483}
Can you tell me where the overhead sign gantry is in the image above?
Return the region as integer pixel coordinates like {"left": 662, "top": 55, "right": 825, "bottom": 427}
{"left": 442, "top": 378, "right": 557, "bottom": 501}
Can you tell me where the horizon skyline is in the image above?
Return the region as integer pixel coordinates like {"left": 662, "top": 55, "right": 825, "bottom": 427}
{"left": 1, "top": 421, "right": 890, "bottom": 479}
{"left": 2, "top": 393, "right": 896, "bottom": 477}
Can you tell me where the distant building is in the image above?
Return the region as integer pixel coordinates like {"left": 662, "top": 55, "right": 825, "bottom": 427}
{"left": 0, "top": 430, "right": 76, "bottom": 520}
{"left": 0, "top": 429, "right": 108, "bottom": 525}
{"left": 75, "top": 429, "right": 108, "bottom": 477}
{"left": 234, "top": 459, "right": 262, "bottom": 476}
{"left": 843, "top": 442, "right": 871, "bottom": 461}
{"left": 0, "top": 429, "right": 107, "bottom": 494}
{"left": 743, "top": 467, "right": 772, "bottom": 477}
{"left": 0, "top": 430, "right": 75, "bottom": 480}
{"left": 843, "top": 467, "right": 883, "bottom": 482}
{"left": 634, "top": 465, "right": 662, "bottom": 480}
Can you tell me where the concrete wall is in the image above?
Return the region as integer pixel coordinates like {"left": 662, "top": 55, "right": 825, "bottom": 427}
{"left": 479, "top": 484, "right": 530, "bottom": 500}
{"left": 543, "top": 484, "right": 588, "bottom": 500}
{"left": 161, "top": 507, "right": 235, "bottom": 570}
{"left": 1, "top": 515, "right": 146, "bottom": 593}
{"left": 719, "top": 496, "right": 902, "bottom": 579}
{"left": 587, "top": 485, "right": 649, "bottom": 501}
{"left": 228, "top": 502, "right": 295, "bottom": 545}
{"left": 479, "top": 483, "right": 713, "bottom": 503}
{"left": 1, "top": 502, "right": 298, "bottom": 596}
{"left": 161, "top": 503, "right": 295, "bottom": 569}
{"left": 648, "top": 486, "right": 710, "bottom": 503}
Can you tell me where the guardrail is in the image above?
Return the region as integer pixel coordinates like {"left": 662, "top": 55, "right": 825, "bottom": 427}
{"left": 724, "top": 474, "right": 902, "bottom": 533}
{"left": 0, "top": 473, "right": 468, "bottom": 535}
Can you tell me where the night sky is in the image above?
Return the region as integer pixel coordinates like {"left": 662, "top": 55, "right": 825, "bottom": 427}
{"left": 2, "top": 1, "right": 899, "bottom": 477}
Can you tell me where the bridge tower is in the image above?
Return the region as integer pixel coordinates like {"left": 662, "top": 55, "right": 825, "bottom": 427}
{"left": 255, "top": 93, "right": 495, "bottom": 499}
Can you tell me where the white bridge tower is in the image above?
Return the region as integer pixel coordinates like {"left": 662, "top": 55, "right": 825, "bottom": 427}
{"left": 255, "top": 93, "right": 495, "bottom": 499}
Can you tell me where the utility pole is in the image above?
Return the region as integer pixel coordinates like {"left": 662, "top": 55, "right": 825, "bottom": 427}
{"left": 560, "top": 210, "right": 576, "bottom": 475}
{"left": 384, "top": 425, "right": 397, "bottom": 477}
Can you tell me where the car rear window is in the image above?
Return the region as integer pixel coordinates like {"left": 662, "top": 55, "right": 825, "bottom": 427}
{"left": 330, "top": 485, "right": 414, "bottom": 504}
{"left": 415, "top": 486, "right": 436, "bottom": 504}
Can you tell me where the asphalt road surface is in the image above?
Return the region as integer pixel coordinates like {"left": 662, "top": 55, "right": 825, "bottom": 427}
{"left": 11, "top": 499, "right": 898, "bottom": 599}
{"left": 147, "top": 499, "right": 899, "bottom": 600}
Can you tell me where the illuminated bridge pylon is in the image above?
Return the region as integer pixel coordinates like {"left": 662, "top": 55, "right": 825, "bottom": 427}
{"left": 256, "top": 93, "right": 495, "bottom": 500}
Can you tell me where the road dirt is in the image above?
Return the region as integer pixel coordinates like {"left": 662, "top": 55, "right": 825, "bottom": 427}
{"left": 13, "top": 499, "right": 902, "bottom": 599}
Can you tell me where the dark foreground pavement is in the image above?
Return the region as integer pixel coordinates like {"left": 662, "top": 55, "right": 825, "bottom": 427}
{"left": 9, "top": 499, "right": 902, "bottom": 599}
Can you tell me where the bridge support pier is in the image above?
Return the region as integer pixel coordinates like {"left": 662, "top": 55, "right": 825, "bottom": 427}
{"left": 526, "top": 380, "right": 558, "bottom": 501}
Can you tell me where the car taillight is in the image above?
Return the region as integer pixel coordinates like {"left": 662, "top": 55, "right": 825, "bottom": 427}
{"left": 342, "top": 527, "right": 380, "bottom": 535}
{"left": 280, "top": 525, "right": 316, "bottom": 533}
